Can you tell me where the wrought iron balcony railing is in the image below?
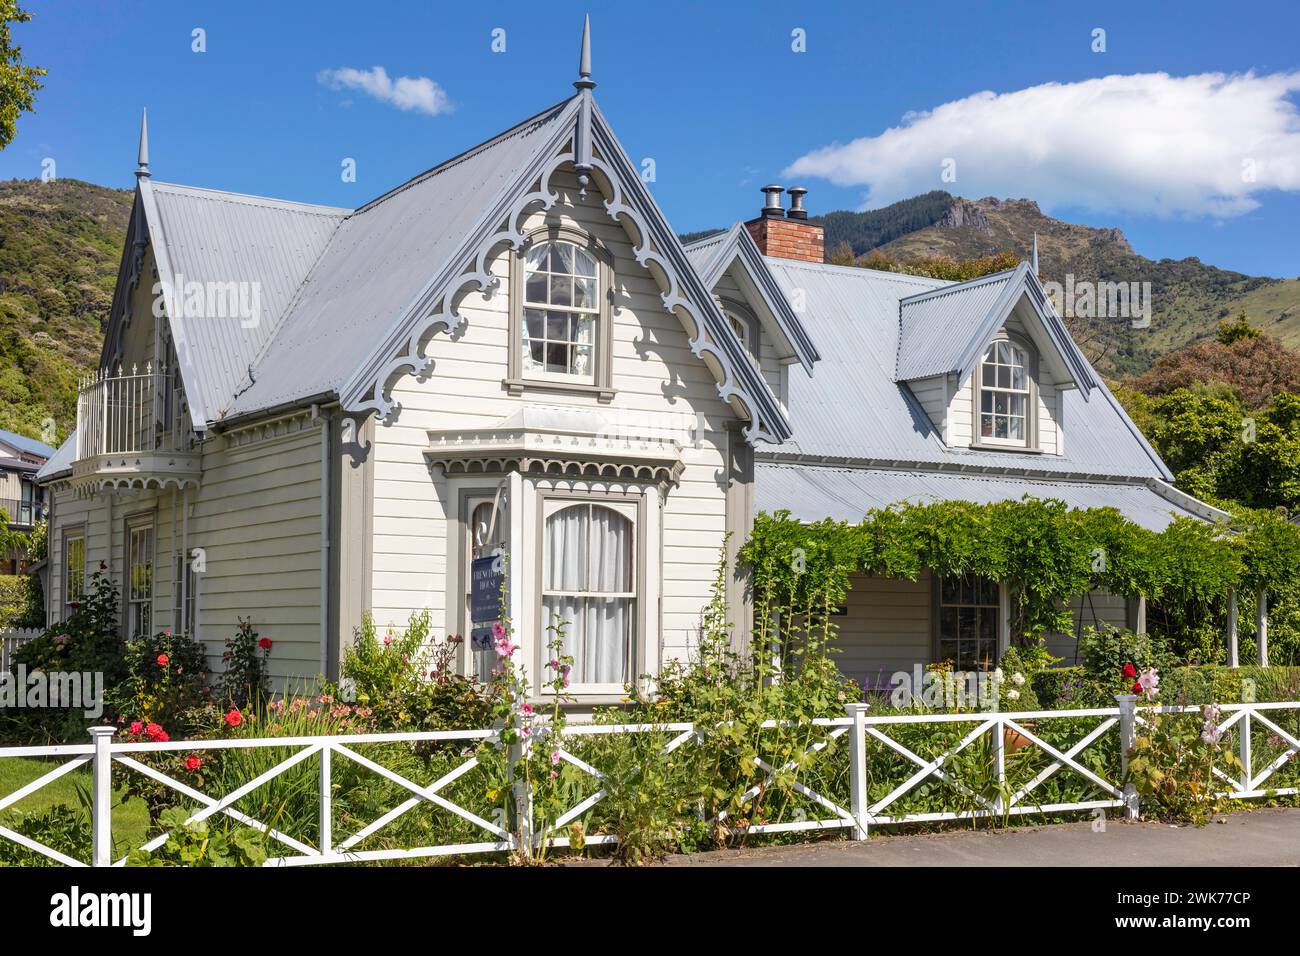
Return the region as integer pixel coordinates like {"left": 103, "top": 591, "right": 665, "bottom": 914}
{"left": 75, "top": 364, "right": 191, "bottom": 461}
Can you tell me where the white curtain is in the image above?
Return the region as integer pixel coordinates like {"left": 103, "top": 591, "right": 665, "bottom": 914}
{"left": 543, "top": 504, "right": 633, "bottom": 685}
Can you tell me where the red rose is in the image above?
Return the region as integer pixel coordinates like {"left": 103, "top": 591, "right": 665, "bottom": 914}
{"left": 258, "top": 637, "right": 272, "bottom": 651}
{"left": 155, "top": 731, "right": 169, "bottom": 743}
{"left": 156, "top": 654, "right": 170, "bottom": 667}
{"left": 129, "top": 721, "right": 143, "bottom": 736}
{"left": 1121, "top": 663, "right": 1137, "bottom": 679}
{"left": 184, "top": 755, "right": 202, "bottom": 773}
{"left": 224, "top": 708, "right": 243, "bottom": 728}
{"left": 1132, "top": 681, "right": 1143, "bottom": 694}
{"left": 145, "top": 723, "right": 164, "bottom": 741}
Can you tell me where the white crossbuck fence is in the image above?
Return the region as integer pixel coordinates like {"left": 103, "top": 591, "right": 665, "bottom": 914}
{"left": 0, "top": 699, "right": 1296, "bottom": 867}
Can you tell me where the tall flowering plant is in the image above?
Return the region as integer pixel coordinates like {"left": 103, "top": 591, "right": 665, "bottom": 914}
{"left": 1125, "top": 667, "right": 1242, "bottom": 826}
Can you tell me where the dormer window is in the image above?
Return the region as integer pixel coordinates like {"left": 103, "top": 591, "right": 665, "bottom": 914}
{"left": 722, "top": 300, "right": 761, "bottom": 369}
{"left": 507, "top": 229, "right": 614, "bottom": 400}
{"left": 977, "top": 338, "right": 1034, "bottom": 448}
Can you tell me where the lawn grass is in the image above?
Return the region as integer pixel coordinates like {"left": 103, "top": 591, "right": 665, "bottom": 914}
{"left": 0, "top": 755, "right": 151, "bottom": 860}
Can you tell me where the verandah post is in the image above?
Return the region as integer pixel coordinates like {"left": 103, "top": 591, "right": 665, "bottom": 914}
{"left": 89, "top": 726, "right": 115, "bottom": 866}
{"left": 846, "top": 703, "right": 869, "bottom": 840}
{"left": 1227, "top": 589, "right": 1239, "bottom": 668}
{"left": 1115, "top": 694, "right": 1140, "bottom": 820}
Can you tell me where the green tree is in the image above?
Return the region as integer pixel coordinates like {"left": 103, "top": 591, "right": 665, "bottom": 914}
{"left": 0, "top": 2, "right": 44, "bottom": 150}
{"left": 1216, "top": 311, "right": 1260, "bottom": 345}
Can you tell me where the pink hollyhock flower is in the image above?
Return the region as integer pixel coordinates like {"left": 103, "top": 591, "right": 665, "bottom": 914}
{"left": 521, "top": 703, "right": 534, "bottom": 716}
{"left": 1137, "top": 667, "right": 1160, "bottom": 698}
{"left": 550, "top": 750, "right": 561, "bottom": 766}
{"left": 383, "top": 634, "right": 394, "bottom": 646}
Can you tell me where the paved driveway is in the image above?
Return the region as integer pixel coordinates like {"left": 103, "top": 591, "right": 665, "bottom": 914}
{"left": 661, "top": 808, "right": 1300, "bottom": 866}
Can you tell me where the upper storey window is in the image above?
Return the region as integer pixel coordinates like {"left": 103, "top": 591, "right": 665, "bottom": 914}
{"left": 508, "top": 230, "right": 614, "bottom": 400}
{"left": 978, "top": 339, "right": 1032, "bottom": 447}
{"left": 522, "top": 240, "right": 598, "bottom": 380}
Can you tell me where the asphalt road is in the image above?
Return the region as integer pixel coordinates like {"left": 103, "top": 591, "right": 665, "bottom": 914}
{"left": 662, "top": 808, "right": 1300, "bottom": 866}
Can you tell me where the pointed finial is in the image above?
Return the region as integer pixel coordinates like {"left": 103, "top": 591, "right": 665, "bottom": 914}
{"left": 574, "top": 14, "right": 595, "bottom": 91}
{"left": 135, "top": 108, "right": 150, "bottom": 179}
{"left": 1031, "top": 231, "right": 1039, "bottom": 276}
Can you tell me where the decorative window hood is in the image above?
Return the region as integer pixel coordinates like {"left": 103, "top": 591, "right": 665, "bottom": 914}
{"left": 424, "top": 406, "right": 685, "bottom": 485}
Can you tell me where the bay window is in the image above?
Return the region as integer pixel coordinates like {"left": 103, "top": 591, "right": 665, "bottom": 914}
{"left": 541, "top": 499, "right": 637, "bottom": 689}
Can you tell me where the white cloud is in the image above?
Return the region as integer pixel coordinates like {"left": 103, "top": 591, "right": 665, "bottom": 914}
{"left": 786, "top": 72, "right": 1300, "bottom": 218}
{"left": 317, "top": 66, "right": 452, "bottom": 117}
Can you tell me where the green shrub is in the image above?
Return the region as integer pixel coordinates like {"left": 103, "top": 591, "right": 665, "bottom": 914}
{"left": 126, "top": 806, "right": 266, "bottom": 867}
{"left": 0, "top": 574, "right": 40, "bottom": 628}
{"left": 219, "top": 617, "right": 271, "bottom": 709}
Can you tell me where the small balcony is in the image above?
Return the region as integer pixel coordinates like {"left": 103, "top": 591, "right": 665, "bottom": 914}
{"left": 0, "top": 497, "right": 40, "bottom": 529}
{"left": 73, "top": 364, "right": 201, "bottom": 493}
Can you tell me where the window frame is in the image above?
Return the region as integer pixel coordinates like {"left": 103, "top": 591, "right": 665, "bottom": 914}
{"left": 534, "top": 488, "right": 647, "bottom": 698}
{"left": 720, "top": 298, "right": 762, "bottom": 370}
{"left": 124, "top": 515, "right": 155, "bottom": 639}
{"left": 62, "top": 528, "right": 86, "bottom": 619}
{"left": 970, "top": 332, "right": 1039, "bottom": 452}
{"left": 932, "top": 572, "right": 1002, "bottom": 671}
{"left": 173, "top": 550, "right": 197, "bottom": 638}
{"left": 506, "top": 225, "right": 615, "bottom": 402}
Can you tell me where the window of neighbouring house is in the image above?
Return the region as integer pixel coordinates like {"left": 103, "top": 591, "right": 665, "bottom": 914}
{"left": 127, "top": 521, "right": 154, "bottom": 637}
{"left": 541, "top": 499, "right": 636, "bottom": 689}
{"left": 936, "top": 574, "right": 1000, "bottom": 670}
{"left": 978, "top": 339, "right": 1032, "bottom": 447}
{"left": 522, "top": 240, "right": 599, "bottom": 380}
{"left": 173, "top": 551, "right": 196, "bottom": 637}
{"left": 63, "top": 532, "right": 85, "bottom": 617}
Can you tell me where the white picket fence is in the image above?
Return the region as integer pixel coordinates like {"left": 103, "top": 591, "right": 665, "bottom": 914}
{"left": 0, "top": 699, "right": 1296, "bottom": 867}
{"left": 0, "top": 628, "right": 40, "bottom": 675}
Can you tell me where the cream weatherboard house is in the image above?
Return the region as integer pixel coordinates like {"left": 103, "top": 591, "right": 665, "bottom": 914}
{"left": 36, "top": 24, "right": 1224, "bottom": 699}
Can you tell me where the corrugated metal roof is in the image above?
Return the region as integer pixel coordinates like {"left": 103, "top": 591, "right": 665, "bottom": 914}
{"left": 34, "top": 432, "right": 76, "bottom": 482}
{"left": 223, "top": 100, "right": 570, "bottom": 418}
{"left": 0, "top": 428, "right": 56, "bottom": 460}
{"left": 895, "top": 270, "right": 1014, "bottom": 380}
{"left": 147, "top": 183, "right": 347, "bottom": 419}
{"left": 755, "top": 462, "right": 1209, "bottom": 531}
{"left": 762, "top": 259, "right": 1170, "bottom": 480}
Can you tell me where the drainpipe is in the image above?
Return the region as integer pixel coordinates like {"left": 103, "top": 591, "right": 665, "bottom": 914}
{"left": 1256, "top": 589, "right": 1268, "bottom": 667}
{"left": 1226, "top": 589, "right": 1239, "bottom": 668}
{"left": 314, "top": 405, "right": 331, "bottom": 679}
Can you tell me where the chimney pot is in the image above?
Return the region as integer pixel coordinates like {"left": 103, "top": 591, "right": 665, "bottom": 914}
{"left": 787, "top": 186, "right": 808, "bottom": 220}
{"left": 760, "top": 184, "right": 785, "bottom": 218}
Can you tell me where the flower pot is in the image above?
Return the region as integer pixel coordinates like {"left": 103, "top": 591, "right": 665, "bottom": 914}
{"left": 1003, "top": 722, "right": 1037, "bottom": 753}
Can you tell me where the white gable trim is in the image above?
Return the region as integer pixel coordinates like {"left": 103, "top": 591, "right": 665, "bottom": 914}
{"left": 338, "top": 96, "right": 793, "bottom": 445}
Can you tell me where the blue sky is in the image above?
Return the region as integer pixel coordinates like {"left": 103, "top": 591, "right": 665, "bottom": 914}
{"left": 5, "top": 0, "right": 1299, "bottom": 276}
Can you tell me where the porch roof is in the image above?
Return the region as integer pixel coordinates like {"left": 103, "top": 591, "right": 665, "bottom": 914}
{"left": 754, "top": 462, "right": 1228, "bottom": 532}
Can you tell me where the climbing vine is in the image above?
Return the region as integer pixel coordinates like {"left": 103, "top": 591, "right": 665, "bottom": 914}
{"left": 740, "top": 498, "right": 1300, "bottom": 652}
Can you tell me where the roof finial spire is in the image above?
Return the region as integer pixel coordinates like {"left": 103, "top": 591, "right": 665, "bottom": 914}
{"left": 574, "top": 14, "right": 595, "bottom": 91}
{"left": 135, "top": 108, "right": 150, "bottom": 179}
{"left": 1031, "top": 231, "right": 1039, "bottom": 275}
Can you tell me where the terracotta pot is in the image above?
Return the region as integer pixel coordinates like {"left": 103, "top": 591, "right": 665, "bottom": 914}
{"left": 1003, "top": 722, "right": 1037, "bottom": 753}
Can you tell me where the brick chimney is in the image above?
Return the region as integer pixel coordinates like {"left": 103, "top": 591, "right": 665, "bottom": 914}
{"left": 744, "top": 185, "right": 824, "bottom": 263}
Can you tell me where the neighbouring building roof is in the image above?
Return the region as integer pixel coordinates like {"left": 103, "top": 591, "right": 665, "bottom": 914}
{"left": 755, "top": 461, "right": 1228, "bottom": 532}
{"left": 760, "top": 259, "right": 1171, "bottom": 482}
{"left": 0, "top": 428, "right": 56, "bottom": 461}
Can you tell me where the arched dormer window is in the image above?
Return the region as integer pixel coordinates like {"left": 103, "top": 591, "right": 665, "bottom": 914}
{"left": 720, "top": 299, "right": 761, "bottom": 369}
{"left": 977, "top": 336, "right": 1036, "bottom": 448}
{"left": 506, "top": 227, "right": 614, "bottom": 401}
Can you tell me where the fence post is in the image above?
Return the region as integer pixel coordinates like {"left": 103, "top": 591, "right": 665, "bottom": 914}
{"left": 846, "top": 703, "right": 869, "bottom": 840}
{"left": 991, "top": 715, "right": 1006, "bottom": 819}
{"left": 508, "top": 731, "right": 534, "bottom": 859}
{"left": 1115, "top": 694, "right": 1140, "bottom": 820}
{"left": 319, "top": 744, "right": 333, "bottom": 857}
{"left": 89, "top": 726, "right": 115, "bottom": 866}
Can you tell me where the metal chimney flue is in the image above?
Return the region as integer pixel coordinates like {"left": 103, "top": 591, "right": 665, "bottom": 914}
{"left": 760, "top": 184, "right": 785, "bottom": 218}
{"left": 787, "top": 187, "right": 808, "bottom": 220}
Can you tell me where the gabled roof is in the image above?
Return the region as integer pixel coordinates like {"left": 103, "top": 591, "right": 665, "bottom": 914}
{"left": 139, "top": 182, "right": 348, "bottom": 421}
{"left": 0, "top": 428, "right": 56, "bottom": 461}
{"left": 226, "top": 98, "right": 574, "bottom": 418}
{"left": 761, "top": 259, "right": 1172, "bottom": 481}
{"left": 895, "top": 262, "right": 1097, "bottom": 397}
{"left": 683, "top": 223, "right": 820, "bottom": 371}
